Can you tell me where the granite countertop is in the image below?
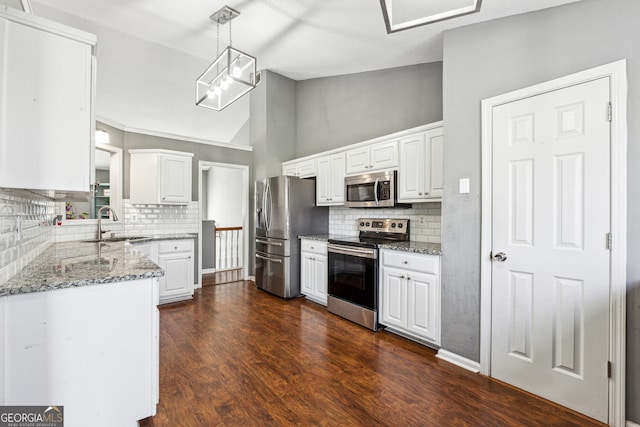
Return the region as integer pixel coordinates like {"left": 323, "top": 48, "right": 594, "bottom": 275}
{"left": 299, "top": 235, "right": 442, "bottom": 255}
{"left": 378, "top": 241, "right": 442, "bottom": 256}
{"left": 0, "top": 241, "right": 164, "bottom": 297}
{"left": 119, "top": 233, "right": 197, "bottom": 243}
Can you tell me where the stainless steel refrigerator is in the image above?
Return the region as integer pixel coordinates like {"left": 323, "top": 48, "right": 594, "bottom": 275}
{"left": 255, "top": 176, "right": 328, "bottom": 298}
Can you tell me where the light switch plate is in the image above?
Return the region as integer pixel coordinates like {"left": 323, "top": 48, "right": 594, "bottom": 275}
{"left": 459, "top": 178, "right": 470, "bottom": 194}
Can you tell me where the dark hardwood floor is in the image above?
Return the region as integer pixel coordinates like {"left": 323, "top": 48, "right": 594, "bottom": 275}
{"left": 140, "top": 281, "right": 604, "bottom": 426}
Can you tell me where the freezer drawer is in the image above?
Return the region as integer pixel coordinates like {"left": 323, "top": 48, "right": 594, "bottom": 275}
{"left": 255, "top": 236, "right": 289, "bottom": 257}
{"left": 255, "top": 251, "right": 299, "bottom": 299}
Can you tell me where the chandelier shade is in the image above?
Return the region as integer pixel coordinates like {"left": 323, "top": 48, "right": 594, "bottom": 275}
{"left": 195, "top": 5, "right": 257, "bottom": 111}
{"left": 196, "top": 46, "right": 257, "bottom": 111}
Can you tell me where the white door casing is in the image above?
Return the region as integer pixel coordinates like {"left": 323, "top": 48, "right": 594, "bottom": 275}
{"left": 480, "top": 60, "right": 627, "bottom": 426}
{"left": 197, "top": 161, "right": 250, "bottom": 287}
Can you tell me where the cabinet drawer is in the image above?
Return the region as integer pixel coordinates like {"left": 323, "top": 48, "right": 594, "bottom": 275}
{"left": 382, "top": 250, "right": 439, "bottom": 274}
{"left": 301, "top": 240, "right": 327, "bottom": 255}
{"left": 158, "top": 240, "right": 193, "bottom": 253}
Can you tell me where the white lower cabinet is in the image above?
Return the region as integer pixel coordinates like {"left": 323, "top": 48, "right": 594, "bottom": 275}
{"left": 300, "top": 240, "right": 328, "bottom": 305}
{"left": 0, "top": 278, "right": 159, "bottom": 426}
{"left": 379, "top": 249, "right": 440, "bottom": 346}
{"left": 134, "top": 239, "right": 195, "bottom": 304}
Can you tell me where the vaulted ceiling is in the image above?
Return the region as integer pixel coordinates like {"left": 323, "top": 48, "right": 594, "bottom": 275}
{"left": 32, "top": 0, "right": 581, "bottom": 81}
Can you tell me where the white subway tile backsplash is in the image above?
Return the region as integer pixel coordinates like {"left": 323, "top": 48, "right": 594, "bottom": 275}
{"left": 329, "top": 202, "right": 442, "bottom": 243}
{"left": 0, "top": 188, "right": 56, "bottom": 283}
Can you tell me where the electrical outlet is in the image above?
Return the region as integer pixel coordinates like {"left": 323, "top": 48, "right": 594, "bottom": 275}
{"left": 419, "top": 215, "right": 427, "bottom": 225}
{"left": 131, "top": 214, "right": 138, "bottom": 223}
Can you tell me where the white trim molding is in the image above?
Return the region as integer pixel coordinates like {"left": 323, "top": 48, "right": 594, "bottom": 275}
{"left": 197, "top": 161, "right": 250, "bottom": 289}
{"left": 479, "top": 60, "right": 627, "bottom": 426}
{"left": 627, "top": 421, "right": 640, "bottom": 427}
{"left": 96, "top": 116, "right": 253, "bottom": 152}
{"left": 436, "top": 350, "right": 480, "bottom": 373}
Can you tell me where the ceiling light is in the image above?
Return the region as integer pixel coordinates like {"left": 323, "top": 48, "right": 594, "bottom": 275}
{"left": 380, "top": 0, "right": 482, "bottom": 33}
{"left": 196, "top": 5, "right": 257, "bottom": 111}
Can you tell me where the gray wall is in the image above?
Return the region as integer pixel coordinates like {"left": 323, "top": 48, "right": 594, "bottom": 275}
{"left": 295, "top": 62, "right": 443, "bottom": 157}
{"left": 440, "top": 0, "right": 640, "bottom": 421}
{"left": 250, "top": 70, "right": 297, "bottom": 180}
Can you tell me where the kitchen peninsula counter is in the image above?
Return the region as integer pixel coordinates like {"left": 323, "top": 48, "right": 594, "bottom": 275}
{"left": 0, "top": 239, "right": 162, "bottom": 425}
{"left": 0, "top": 240, "right": 163, "bottom": 296}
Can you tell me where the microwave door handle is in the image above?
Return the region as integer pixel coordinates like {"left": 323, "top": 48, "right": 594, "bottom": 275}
{"left": 374, "top": 178, "right": 379, "bottom": 206}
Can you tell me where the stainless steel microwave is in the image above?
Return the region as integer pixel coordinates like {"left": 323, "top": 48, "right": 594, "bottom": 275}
{"left": 345, "top": 170, "right": 406, "bottom": 208}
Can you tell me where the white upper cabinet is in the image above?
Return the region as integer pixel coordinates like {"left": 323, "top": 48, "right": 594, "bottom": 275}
{"left": 398, "top": 126, "right": 443, "bottom": 202}
{"left": 129, "top": 149, "right": 193, "bottom": 205}
{"left": 346, "top": 140, "right": 398, "bottom": 175}
{"left": 282, "top": 158, "right": 316, "bottom": 178}
{"left": 0, "top": 10, "right": 96, "bottom": 192}
{"left": 316, "top": 152, "right": 345, "bottom": 206}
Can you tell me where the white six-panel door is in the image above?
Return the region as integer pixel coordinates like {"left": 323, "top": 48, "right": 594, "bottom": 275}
{"left": 490, "top": 77, "right": 611, "bottom": 422}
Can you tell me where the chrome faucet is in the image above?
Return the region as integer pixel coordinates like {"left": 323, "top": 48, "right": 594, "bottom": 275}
{"left": 97, "top": 206, "right": 119, "bottom": 241}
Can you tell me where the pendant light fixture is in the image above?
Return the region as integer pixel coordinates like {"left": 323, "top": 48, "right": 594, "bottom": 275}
{"left": 196, "top": 5, "right": 257, "bottom": 111}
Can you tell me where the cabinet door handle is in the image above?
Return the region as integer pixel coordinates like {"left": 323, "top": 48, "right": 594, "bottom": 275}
{"left": 407, "top": 276, "right": 411, "bottom": 280}
{"left": 418, "top": 192, "right": 423, "bottom": 196}
{"left": 403, "top": 261, "right": 408, "bottom": 264}
{"left": 401, "top": 275, "right": 405, "bottom": 279}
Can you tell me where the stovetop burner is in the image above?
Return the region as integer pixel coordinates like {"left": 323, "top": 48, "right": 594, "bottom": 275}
{"left": 328, "top": 218, "right": 410, "bottom": 248}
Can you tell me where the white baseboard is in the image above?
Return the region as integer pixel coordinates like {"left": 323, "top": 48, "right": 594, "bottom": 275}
{"left": 436, "top": 349, "right": 481, "bottom": 373}
{"left": 627, "top": 421, "right": 640, "bottom": 427}
{"left": 248, "top": 275, "right": 255, "bottom": 282}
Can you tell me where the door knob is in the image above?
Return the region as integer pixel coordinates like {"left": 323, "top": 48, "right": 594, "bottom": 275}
{"left": 493, "top": 252, "right": 508, "bottom": 262}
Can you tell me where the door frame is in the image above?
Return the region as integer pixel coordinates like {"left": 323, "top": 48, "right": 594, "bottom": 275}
{"left": 479, "top": 60, "right": 627, "bottom": 425}
{"left": 197, "top": 161, "right": 250, "bottom": 287}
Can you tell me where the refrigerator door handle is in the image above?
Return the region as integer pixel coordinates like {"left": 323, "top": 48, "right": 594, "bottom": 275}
{"left": 265, "top": 182, "right": 273, "bottom": 231}
{"left": 261, "top": 182, "right": 268, "bottom": 231}
{"left": 256, "top": 253, "right": 283, "bottom": 263}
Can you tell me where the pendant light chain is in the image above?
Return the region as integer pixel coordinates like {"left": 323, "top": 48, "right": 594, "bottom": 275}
{"left": 229, "top": 17, "right": 232, "bottom": 48}
{"left": 216, "top": 19, "right": 220, "bottom": 58}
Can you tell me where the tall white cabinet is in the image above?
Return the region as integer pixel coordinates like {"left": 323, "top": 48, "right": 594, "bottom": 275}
{"left": 398, "top": 124, "right": 444, "bottom": 202}
{"left": 316, "top": 153, "right": 346, "bottom": 206}
{"left": 0, "top": 8, "right": 96, "bottom": 192}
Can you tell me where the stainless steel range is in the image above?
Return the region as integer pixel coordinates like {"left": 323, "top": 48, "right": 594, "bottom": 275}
{"left": 327, "top": 218, "right": 410, "bottom": 331}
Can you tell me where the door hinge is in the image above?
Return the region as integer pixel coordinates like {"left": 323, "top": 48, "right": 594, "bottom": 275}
{"left": 607, "top": 102, "right": 613, "bottom": 122}
{"left": 606, "top": 232, "right": 612, "bottom": 250}
{"left": 607, "top": 361, "right": 612, "bottom": 378}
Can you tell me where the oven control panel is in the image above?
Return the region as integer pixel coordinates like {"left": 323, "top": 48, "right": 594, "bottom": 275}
{"left": 357, "top": 218, "right": 409, "bottom": 235}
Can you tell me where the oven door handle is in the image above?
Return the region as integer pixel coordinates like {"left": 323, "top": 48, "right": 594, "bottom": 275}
{"left": 328, "top": 244, "right": 377, "bottom": 259}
